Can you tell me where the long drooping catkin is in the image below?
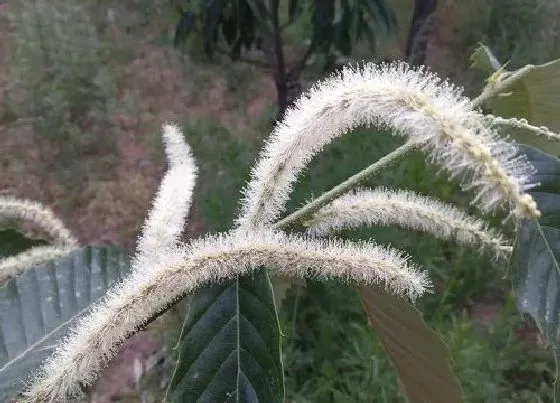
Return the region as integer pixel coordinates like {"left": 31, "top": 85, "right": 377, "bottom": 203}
{"left": 0, "top": 197, "right": 78, "bottom": 247}
{"left": 237, "top": 62, "right": 539, "bottom": 229}
{"left": 133, "top": 124, "right": 198, "bottom": 272}
{"left": 25, "top": 230, "right": 429, "bottom": 402}
{"left": 304, "top": 188, "right": 511, "bottom": 259}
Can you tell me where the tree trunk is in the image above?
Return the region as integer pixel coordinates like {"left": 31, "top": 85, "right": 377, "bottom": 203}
{"left": 270, "top": 0, "right": 290, "bottom": 120}
{"left": 275, "top": 70, "right": 304, "bottom": 118}
{"left": 275, "top": 72, "right": 289, "bottom": 119}
{"left": 405, "top": 0, "right": 438, "bottom": 66}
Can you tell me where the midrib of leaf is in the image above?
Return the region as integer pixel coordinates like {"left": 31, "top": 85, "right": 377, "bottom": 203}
{"left": 536, "top": 222, "right": 560, "bottom": 279}
{"left": 167, "top": 267, "right": 283, "bottom": 402}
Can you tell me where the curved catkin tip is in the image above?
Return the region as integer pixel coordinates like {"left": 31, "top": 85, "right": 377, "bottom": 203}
{"left": 0, "top": 197, "right": 78, "bottom": 247}
{"left": 0, "top": 245, "right": 76, "bottom": 282}
{"left": 304, "top": 187, "right": 511, "bottom": 260}
{"left": 162, "top": 123, "right": 195, "bottom": 168}
{"left": 133, "top": 123, "right": 198, "bottom": 271}
{"left": 24, "top": 230, "right": 428, "bottom": 402}
{"left": 235, "top": 61, "right": 539, "bottom": 229}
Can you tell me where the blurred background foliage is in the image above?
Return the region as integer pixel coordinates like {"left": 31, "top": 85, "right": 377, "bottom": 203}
{"left": 2, "top": 0, "right": 560, "bottom": 401}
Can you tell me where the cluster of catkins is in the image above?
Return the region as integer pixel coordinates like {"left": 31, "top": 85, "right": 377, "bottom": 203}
{"left": 0, "top": 62, "right": 544, "bottom": 402}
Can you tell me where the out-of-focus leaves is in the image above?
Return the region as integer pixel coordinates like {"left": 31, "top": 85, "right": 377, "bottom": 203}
{"left": 173, "top": 0, "right": 396, "bottom": 70}
{"left": 312, "top": 0, "right": 396, "bottom": 64}
{"left": 312, "top": 0, "right": 335, "bottom": 51}
{"left": 271, "top": 274, "right": 305, "bottom": 308}
{"left": 288, "top": 0, "right": 302, "bottom": 24}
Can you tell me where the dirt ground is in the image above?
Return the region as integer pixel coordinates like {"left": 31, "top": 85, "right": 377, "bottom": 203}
{"left": 0, "top": 3, "right": 276, "bottom": 249}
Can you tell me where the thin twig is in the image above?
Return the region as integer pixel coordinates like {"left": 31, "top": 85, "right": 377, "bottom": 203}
{"left": 273, "top": 141, "right": 418, "bottom": 230}
{"left": 273, "top": 58, "right": 540, "bottom": 231}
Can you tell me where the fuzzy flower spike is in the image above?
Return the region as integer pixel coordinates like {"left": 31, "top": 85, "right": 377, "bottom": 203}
{"left": 24, "top": 230, "right": 430, "bottom": 402}
{"left": 304, "top": 187, "right": 511, "bottom": 259}
{"left": 24, "top": 126, "right": 429, "bottom": 402}
{"left": 133, "top": 123, "right": 198, "bottom": 272}
{"left": 236, "top": 62, "right": 539, "bottom": 229}
{"left": 0, "top": 197, "right": 79, "bottom": 279}
{"left": 0, "top": 197, "right": 78, "bottom": 247}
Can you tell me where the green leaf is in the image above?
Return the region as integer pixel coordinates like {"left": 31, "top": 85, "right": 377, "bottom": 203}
{"left": 0, "top": 246, "right": 131, "bottom": 401}
{"left": 485, "top": 58, "right": 560, "bottom": 156}
{"left": 167, "top": 268, "right": 284, "bottom": 402}
{"left": 0, "top": 228, "right": 47, "bottom": 258}
{"left": 489, "top": 59, "right": 560, "bottom": 131}
{"left": 511, "top": 145, "right": 560, "bottom": 399}
{"left": 358, "top": 284, "right": 464, "bottom": 403}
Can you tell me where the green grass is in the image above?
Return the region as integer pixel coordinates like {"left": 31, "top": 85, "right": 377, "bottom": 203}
{"left": 178, "top": 119, "right": 259, "bottom": 232}
{"left": 280, "top": 280, "right": 554, "bottom": 402}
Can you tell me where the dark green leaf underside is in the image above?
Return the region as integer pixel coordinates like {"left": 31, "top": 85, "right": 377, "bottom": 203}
{"left": 0, "top": 228, "right": 47, "bottom": 259}
{"left": 0, "top": 246, "right": 130, "bottom": 401}
{"left": 511, "top": 145, "right": 560, "bottom": 399}
{"left": 513, "top": 222, "right": 560, "bottom": 344}
{"left": 168, "top": 268, "right": 283, "bottom": 403}
{"left": 358, "top": 285, "right": 464, "bottom": 403}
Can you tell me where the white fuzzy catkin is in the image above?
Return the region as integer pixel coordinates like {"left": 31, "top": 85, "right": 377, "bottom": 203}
{"left": 236, "top": 62, "right": 539, "bottom": 229}
{"left": 305, "top": 188, "right": 511, "bottom": 258}
{"left": 0, "top": 245, "right": 76, "bottom": 281}
{"left": 25, "top": 229, "right": 429, "bottom": 402}
{"left": 133, "top": 124, "right": 198, "bottom": 271}
{"left": 0, "top": 197, "right": 78, "bottom": 247}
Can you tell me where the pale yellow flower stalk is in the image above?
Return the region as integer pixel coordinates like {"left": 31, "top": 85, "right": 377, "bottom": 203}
{"left": 25, "top": 229, "right": 430, "bottom": 402}
{"left": 486, "top": 115, "right": 560, "bottom": 143}
{"left": 304, "top": 188, "right": 511, "bottom": 259}
{"left": 0, "top": 245, "right": 76, "bottom": 281}
{"left": 133, "top": 123, "right": 198, "bottom": 272}
{"left": 236, "top": 62, "right": 540, "bottom": 229}
{"left": 0, "top": 197, "right": 78, "bottom": 247}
